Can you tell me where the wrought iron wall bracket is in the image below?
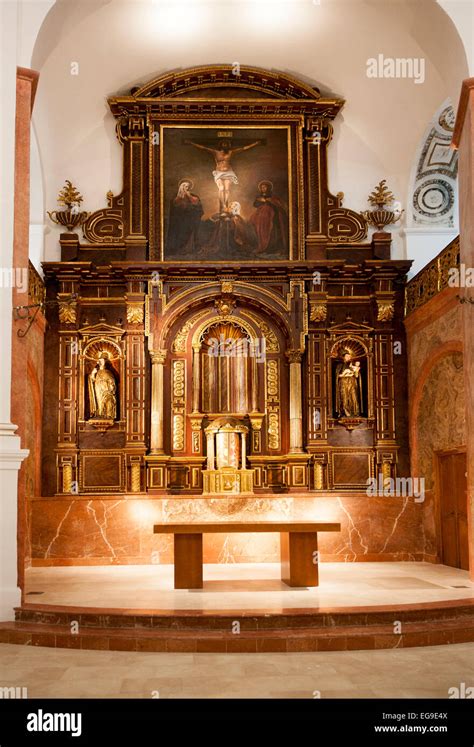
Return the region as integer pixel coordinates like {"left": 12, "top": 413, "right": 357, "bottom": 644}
{"left": 13, "top": 294, "right": 77, "bottom": 337}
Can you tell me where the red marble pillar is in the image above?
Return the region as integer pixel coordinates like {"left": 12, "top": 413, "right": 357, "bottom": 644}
{"left": 453, "top": 79, "right": 474, "bottom": 580}
{"left": 11, "top": 67, "right": 40, "bottom": 596}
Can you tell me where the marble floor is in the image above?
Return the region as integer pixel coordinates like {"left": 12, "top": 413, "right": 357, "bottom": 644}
{"left": 24, "top": 562, "right": 474, "bottom": 611}
{"left": 1, "top": 641, "right": 473, "bottom": 698}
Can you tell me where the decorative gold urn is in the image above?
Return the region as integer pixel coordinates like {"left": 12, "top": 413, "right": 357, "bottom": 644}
{"left": 47, "top": 180, "right": 90, "bottom": 232}
{"left": 362, "top": 180, "right": 404, "bottom": 231}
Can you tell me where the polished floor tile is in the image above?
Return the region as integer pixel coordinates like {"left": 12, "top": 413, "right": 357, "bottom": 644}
{"left": 24, "top": 562, "right": 474, "bottom": 611}
{"left": 1, "top": 642, "right": 473, "bottom": 699}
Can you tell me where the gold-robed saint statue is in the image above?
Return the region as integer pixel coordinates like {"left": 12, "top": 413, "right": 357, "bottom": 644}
{"left": 335, "top": 349, "right": 363, "bottom": 418}
{"left": 88, "top": 352, "right": 117, "bottom": 420}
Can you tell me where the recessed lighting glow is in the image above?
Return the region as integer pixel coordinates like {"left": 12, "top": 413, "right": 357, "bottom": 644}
{"left": 247, "top": 2, "right": 292, "bottom": 25}
{"left": 150, "top": 1, "right": 209, "bottom": 38}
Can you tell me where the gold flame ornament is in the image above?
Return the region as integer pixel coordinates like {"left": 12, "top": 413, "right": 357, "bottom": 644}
{"left": 362, "top": 180, "right": 404, "bottom": 231}
{"left": 47, "top": 180, "right": 90, "bottom": 232}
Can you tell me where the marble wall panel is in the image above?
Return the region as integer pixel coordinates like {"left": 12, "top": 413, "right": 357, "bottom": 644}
{"left": 31, "top": 494, "right": 425, "bottom": 565}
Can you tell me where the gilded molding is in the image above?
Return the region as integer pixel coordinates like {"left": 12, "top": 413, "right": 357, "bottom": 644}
{"left": 62, "top": 463, "right": 73, "bottom": 494}
{"left": 150, "top": 350, "right": 167, "bottom": 365}
{"left": 310, "top": 301, "right": 327, "bottom": 322}
{"left": 126, "top": 302, "right": 144, "bottom": 325}
{"left": 173, "top": 414, "right": 185, "bottom": 451}
{"left": 286, "top": 349, "right": 303, "bottom": 364}
{"left": 240, "top": 310, "right": 280, "bottom": 352}
{"left": 377, "top": 302, "right": 395, "bottom": 322}
{"left": 58, "top": 298, "right": 77, "bottom": 324}
{"left": 215, "top": 297, "right": 236, "bottom": 316}
{"left": 172, "top": 311, "right": 205, "bottom": 353}
{"left": 172, "top": 359, "right": 186, "bottom": 451}
{"left": 405, "top": 236, "right": 460, "bottom": 316}
{"left": 28, "top": 261, "right": 45, "bottom": 307}
{"left": 131, "top": 463, "right": 141, "bottom": 492}
{"left": 314, "top": 462, "right": 324, "bottom": 490}
{"left": 266, "top": 359, "right": 280, "bottom": 450}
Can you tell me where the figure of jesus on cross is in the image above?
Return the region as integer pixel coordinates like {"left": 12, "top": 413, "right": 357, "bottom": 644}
{"left": 184, "top": 137, "right": 261, "bottom": 213}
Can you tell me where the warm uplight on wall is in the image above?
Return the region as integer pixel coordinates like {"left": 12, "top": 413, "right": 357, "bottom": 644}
{"left": 149, "top": 0, "right": 307, "bottom": 35}
{"left": 128, "top": 500, "right": 158, "bottom": 526}
{"left": 150, "top": 0, "right": 211, "bottom": 37}
{"left": 244, "top": 0, "right": 293, "bottom": 28}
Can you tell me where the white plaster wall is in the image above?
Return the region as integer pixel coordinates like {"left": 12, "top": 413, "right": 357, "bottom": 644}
{"left": 438, "top": 0, "right": 474, "bottom": 74}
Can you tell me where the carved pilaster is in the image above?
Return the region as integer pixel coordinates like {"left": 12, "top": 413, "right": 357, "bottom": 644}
{"left": 62, "top": 462, "right": 73, "bottom": 493}
{"left": 249, "top": 414, "right": 264, "bottom": 453}
{"left": 150, "top": 350, "right": 166, "bottom": 454}
{"left": 190, "top": 416, "right": 204, "bottom": 454}
{"left": 286, "top": 349, "right": 304, "bottom": 453}
{"left": 115, "top": 114, "right": 148, "bottom": 249}
{"left": 172, "top": 359, "right": 186, "bottom": 452}
{"left": 374, "top": 331, "right": 396, "bottom": 443}
{"left": 307, "top": 332, "right": 328, "bottom": 443}
{"left": 130, "top": 461, "right": 141, "bottom": 493}
{"left": 266, "top": 359, "right": 280, "bottom": 451}
{"left": 314, "top": 461, "right": 324, "bottom": 490}
{"left": 125, "top": 321, "right": 146, "bottom": 447}
{"left": 192, "top": 345, "right": 201, "bottom": 413}
{"left": 58, "top": 332, "right": 79, "bottom": 448}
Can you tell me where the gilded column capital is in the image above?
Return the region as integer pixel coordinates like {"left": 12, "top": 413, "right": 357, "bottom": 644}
{"left": 376, "top": 300, "right": 395, "bottom": 322}
{"left": 286, "top": 349, "right": 303, "bottom": 364}
{"left": 57, "top": 293, "right": 77, "bottom": 325}
{"left": 126, "top": 301, "right": 144, "bottom": 325}
{"left": 150, "top": 350, "right": 167, "bottom": 365}
{"left": 309, "top": 300, "right": 327, "bottom": 322}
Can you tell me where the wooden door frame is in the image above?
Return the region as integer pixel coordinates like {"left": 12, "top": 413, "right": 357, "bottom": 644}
{"left": 434, "top": 446, "right": 467, "bottom": 568}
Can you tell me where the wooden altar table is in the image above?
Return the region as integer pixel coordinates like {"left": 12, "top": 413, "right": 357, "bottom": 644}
{"left": 153, "top": 521, "right": 341, "bottom": 589}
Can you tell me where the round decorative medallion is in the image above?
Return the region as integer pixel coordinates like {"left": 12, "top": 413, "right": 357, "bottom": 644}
{"left": 413, "top": 179, "right": 454, "bottom": 219}
{"left": 438, "top": 106, "right": 455, "bottom": 133}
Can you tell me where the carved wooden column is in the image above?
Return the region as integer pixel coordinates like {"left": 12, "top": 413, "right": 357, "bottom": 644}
{"left": 56, "top": 276, "right": 80, "bottom": 495}
{"left": 241, "top": 431, "right": 247, "bottom": 468}
{"left": 287, "top": 349, "right": 304, "bottom": 453}
{"left": 124, "top": 282, "right": 147, "bottom": 493}
{"left": 150, "top": 350, "right": 166, "bottom": 454}
{"left": 206, "top": 431, "right": 215, "bottom": 470}
{"left": 374, "top": 292, "right": 398, "bottom": 483}
{"left": 115, "top": 115, "right": 148, "bottom": 258}
{"left": 192, "top": 344, "right": 201, "bottom": 413}
{"left": 125, "top": 284, "right": 146, "bottom": 447}
{"left": 251, "top": 357, "right": 259, "bottom": 412}
{"left": 307, "top": 290, "right": 329, "bottom": 490}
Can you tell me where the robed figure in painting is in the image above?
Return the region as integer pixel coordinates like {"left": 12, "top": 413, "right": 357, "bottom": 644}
{"left": 88, "top": 353, "right": 117, "bottom": 420}
{"left": 250, "top": 180, "right": 288, "bottom": 255}
{"left": 166, "top": 179, "right": 203, "bottom": 256}
{"left": 227, "top": 201, "right": 257, "bottom": 252}
{"left": 335, "top": 351, "right": 363, "bottom": 418}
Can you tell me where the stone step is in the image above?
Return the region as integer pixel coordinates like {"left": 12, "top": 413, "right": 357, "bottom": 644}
{"left": 1, "top": 608, "right": 474, "bottom": 652}
{"left": 14, "top": 599, "right": 474, "bottom": 631}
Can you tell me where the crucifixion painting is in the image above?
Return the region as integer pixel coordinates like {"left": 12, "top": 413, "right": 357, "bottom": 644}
{"left": 162, "top": 126, "right": 291, "bottom": 261}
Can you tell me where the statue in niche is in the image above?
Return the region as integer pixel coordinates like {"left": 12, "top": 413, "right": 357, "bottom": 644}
{"left": 335, "top": 349, "right": 363, "bottom": 418}
{"left": 88, "top": 352, "right": 117, "bottom": 420}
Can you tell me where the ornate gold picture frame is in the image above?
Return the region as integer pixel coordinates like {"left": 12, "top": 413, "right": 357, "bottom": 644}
{"left": 159, "top": 124, "right": 293, "bottom": 262}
